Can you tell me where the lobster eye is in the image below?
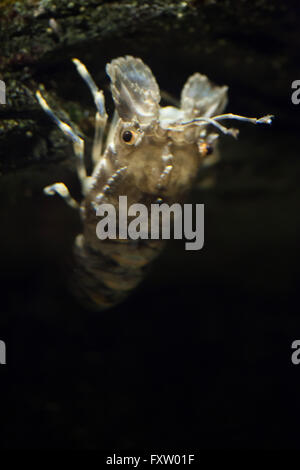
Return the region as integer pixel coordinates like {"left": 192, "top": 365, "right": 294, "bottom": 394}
{"left": 199, "top": 141, "right": 214, "bottom": 158}
{"left": 122, "top": 130, "right": 134, "bottom": 144}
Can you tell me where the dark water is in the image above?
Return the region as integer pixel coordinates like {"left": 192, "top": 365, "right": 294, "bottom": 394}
{"left": 1, "top": 1, "right": 300, "bottom": 451}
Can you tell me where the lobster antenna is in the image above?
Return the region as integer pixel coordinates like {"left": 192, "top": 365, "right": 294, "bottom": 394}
{"left": 168, "top": 113, "right": 274, "bottom": 139}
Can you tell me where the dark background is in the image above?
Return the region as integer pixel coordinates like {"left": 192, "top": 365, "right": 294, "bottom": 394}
{"left": 0, "top": 0, "right": 300, "bottom": 450}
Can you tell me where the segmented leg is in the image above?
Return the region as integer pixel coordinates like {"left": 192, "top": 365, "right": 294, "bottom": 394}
{"left": 36, "top": 90, "right": 86, "bottom": 184}
{"left": 95, "top": 166, "right": 128, "bottom": 204}
{"left": 72, "top": 58, "right": 108, "bottom": 167}
{"left": 157, "top": 145, "right": 173, "bottom": 190}
{"left": 44, "top": 183, "right": 79, "bottom": 209}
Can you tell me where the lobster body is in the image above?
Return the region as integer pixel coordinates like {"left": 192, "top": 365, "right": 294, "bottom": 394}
{"left": 74, "top": 123, "right": 202, "bottom": 310}
{"left": 36, "top": 56, "right": 272, "bottom": 310}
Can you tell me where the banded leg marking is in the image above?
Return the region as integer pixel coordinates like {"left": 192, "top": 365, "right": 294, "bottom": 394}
{"left": 36, "top": 90, "right": 86, "bottom": 183}
{"left": 44, "top": 182, "right": 79, "bottom": 209}
{"left": 95, "top": 166, "right": 128, "bottom": 204}
{"left": 72, "top": 58, "right": 108, "bottom": 167}
{"left": 157, "top": 145, "right": 173, "bottom": 190}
